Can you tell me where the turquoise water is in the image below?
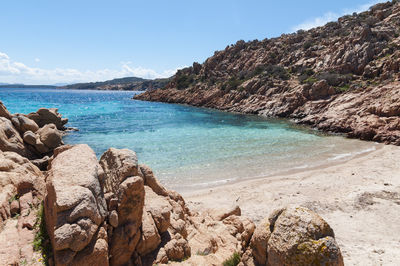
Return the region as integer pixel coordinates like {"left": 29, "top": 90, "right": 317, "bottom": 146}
{"left": 0, "top": 88, "right": 377, "bottom": 191}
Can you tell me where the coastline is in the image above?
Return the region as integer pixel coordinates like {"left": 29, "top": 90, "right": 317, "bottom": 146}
{"left": 173, "top": 141, "right": 382, "bottom": 193}
{"left": 183, "top": 144, "right": 400, "bottom": 265}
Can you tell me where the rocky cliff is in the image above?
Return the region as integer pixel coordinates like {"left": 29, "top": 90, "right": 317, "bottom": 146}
{"left": 135, "top": 1, "right": 400, "bottom": 145}
{"left": 0, "top": 103, "right": 344, "bottom": 265}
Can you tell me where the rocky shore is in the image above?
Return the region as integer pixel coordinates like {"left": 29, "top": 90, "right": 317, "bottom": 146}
{"left": 135, "top": 1, "right": 400, "bottom": 145}
{"left": 0, "top": 104, "right": 345, "bottom": 265}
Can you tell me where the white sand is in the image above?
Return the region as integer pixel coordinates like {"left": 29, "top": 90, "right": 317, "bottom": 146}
{"left": 183, "top": 144, "right": 400, "bottom": 265}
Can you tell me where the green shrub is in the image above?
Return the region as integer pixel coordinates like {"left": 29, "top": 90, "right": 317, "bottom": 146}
{"left": 222, "top": 78, "right": 243, "bottom": 92}
{"left": 298, "top": 67, "right": 315, "bottom": 83}
{"left": 8, "top": 194, "right": 18, "bottom": 204}
{"left": 223, "top": 252, "right": 241, "bottom": 266}
{"left": 303, "top": 40, "right": 314, "bottom": 49}
{"left": 176, "top": 74, "right": 195, "bottom": 89}
{"left": 338, "top": 84, "right": 350, "bottom": 92}
{"left": 251, "top": 65, "right": 289, "bottom": 80}
{"left": 33, "top": 204, "right": 52, "bottom": 265}
{"left": 316, "top": 72, "right": 352, "bottom": 87}
{"left": 302, "top": 76, "right": 318, "bottom": 84}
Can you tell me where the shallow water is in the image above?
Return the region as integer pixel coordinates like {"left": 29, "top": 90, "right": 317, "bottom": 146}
{"left": 0, "top": 88, "right": 378, "bottom": 191}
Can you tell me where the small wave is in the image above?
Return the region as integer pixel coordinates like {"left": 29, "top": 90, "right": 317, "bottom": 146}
{"left": 328, "top": 146, "right": 377, "bottom": 161}
{"left": 182, "top": 178, "right": 236, "bottom": 188}
{"left": 292, "top": 164, "right": 310, "bottom": 169}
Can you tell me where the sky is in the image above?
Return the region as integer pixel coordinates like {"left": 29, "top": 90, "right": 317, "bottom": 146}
{"left": 0, "top": 0, "right": 384, "bottom": 85}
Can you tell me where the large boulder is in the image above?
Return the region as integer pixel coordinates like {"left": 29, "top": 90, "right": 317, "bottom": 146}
{"left": 44, "top": 144, "right": 108, "bottom": 265}
{"left": 249, "top": 218, "right": 271, "bottom": 265}
{"left": 249, "top": 206, "right": 344, "bottom": 266}
{"left": 11, "top": 114, "right": 39, "bottom": 134}
{"left": 36, "top": 123, "right": 63, "bottom": 149}
{"left": 100, "top": 148, "right": 139, "bottom": 194}
{"left": 28, "top": 107, "right": 68, "bottom": 130}
{"left": 144, "top": 186, "right": 172, "bottom": 234}
{"left": 136, "top": 209, "right": 161, "bottom": 256}
{"left": 22, "top": 131, "right": 36, "bottom": 145}
{"left": 100, "top": 148, "right": 144, "bottom": 266}
{"left": 0, "top": 117, "right": 32, "bottom": 158}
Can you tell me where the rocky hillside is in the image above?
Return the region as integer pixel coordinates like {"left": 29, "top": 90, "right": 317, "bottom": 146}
{"left": 135, "top": 1, "right": 400, "bottom": 145}
{"left": 59, "top": 77, "right": 170, "bottom": 91}
{"left": 0, "top": 103, "right": 344, "bottom": 265}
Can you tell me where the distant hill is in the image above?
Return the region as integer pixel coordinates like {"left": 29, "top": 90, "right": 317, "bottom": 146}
{"left": 0, "top": 84, "right": 56, "bottom": 88}
{"left": 58, "top": 77, "right": 171, "bottom": 91}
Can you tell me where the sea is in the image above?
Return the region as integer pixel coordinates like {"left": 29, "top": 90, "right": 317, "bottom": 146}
{"left": 0, "top": 88, "right": 379, "bottom": 191}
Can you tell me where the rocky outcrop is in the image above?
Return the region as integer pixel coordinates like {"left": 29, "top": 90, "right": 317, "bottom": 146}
{"left": 100, "top": 148, "right": 144, "bottom": 266}
{"left": 0, "top": 103, "right": 72, "bottom": 265}
{"left": 245, "top": 206, "right": 344, "bottom": 266}
{"left": 135, "top": 1, "right": 400, "bottom": 145}
{"left": 0, "top": 104, "right": 68, "bottom": 166}
{"left": 27, "top": 108, "right": 68, "bottom": 130}
{"left": 41, "top": 145, "right": 343, "bottom": 265}
{"left": 44, "top": 144, "right": 108, "bottom": 265}
{"left": 0, "top": 117, "right": 32, "bottom": 158}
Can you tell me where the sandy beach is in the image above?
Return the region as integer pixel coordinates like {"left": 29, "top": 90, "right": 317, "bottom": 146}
{"left": 183, "top": 144, "right": 400, "bottom": 265}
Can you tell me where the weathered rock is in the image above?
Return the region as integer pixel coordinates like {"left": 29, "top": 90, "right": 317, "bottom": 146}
{"left": 144, "top": 186, "right": 172, "bottom": 234}
{"left": 52, "top": 144, "right": 74, "bottom": 159}
{"left": 267, "top": 206, "right": 344, "bottom": 266}
{"left": 108, "top": 176, "right": 144, "bottom": 265}
{"left": 34, "top": 138, "right": 50, "bottom": 154}
{"left": 19, "top": 191, "right": 33, "bottom": 217}
{"left": 0, "top": 117, "right": 31, "bottom": 158}
{"left": 249, "top": 218, "right": 271, "bottom": 265}
{"left": 9, "top": 200, "right": 19, "bottom": 216}
{"left": 209, "top": 205, "right": 241, "bottom": 221}
{"left": 71, "top": 226, "right": 109, "bottom": 266}
{"left": 100, "top": 148, "right": 139, "bottom": 194}
{"left": 0, "top": 150, "right": 45, "bottom": 263}
{"left": 164, "top": 236, "right": 191, "bottom": 261}
{"left": 23, "top": 130, "right": 36, "bottom": 145}
{"left": 137, "top": 209, "right": 161, "bottom": 256}
{"left": 11, "top": 114, "right": 39, "bottom": 133}
{"left": 44, "top": 144, "right": 108, "bottom": 265}
{"left": 0, "top": 151, "right": 44, "bottom": 205}
{"left": 100, "top": 148, "right": 144, "bottom": 266}
{"left": 0, "top": 218, "right": 38, "bottom": 265}
{"left": 37, "top": 123, "right": 63, "bottom": 149}
{"left": 140, "top": 164, "right": 168, "bottom": 196}
{"left": 309, "top": 80, "right": 332, "bottom": 100}
{"left": 0, "top": 101, "right": 12, "bottom": 120}
{"left": 28, "top": 107, "right": 68, "bottom": 130}
{"left": 31, "top": 155, "right": 50, "bottom": 171}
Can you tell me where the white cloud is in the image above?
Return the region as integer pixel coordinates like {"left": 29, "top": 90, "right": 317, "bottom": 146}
{"left": 34, "top": 58, "right": 40, "bottom": 62}
{"left": 292, "top": 0, "right": 384, "bottom": 32}
{"left": 0, "top": 51, "right": 182, "bottom": 85}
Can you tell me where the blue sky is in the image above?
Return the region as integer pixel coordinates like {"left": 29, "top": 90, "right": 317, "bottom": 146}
{"left": 0, "top": 0, "right": 383, "bottom": 84}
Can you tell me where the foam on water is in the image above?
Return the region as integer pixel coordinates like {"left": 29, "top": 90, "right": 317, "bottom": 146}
{"left": 0, "top": 88, "right": 379, "bottom": 192}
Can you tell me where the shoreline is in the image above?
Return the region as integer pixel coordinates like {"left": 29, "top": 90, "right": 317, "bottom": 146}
{"left": 175, "top": 141, "right": 382, "bottom": 193}
{"left": 182, "top": 144, "right": 400, "bottom": 265}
